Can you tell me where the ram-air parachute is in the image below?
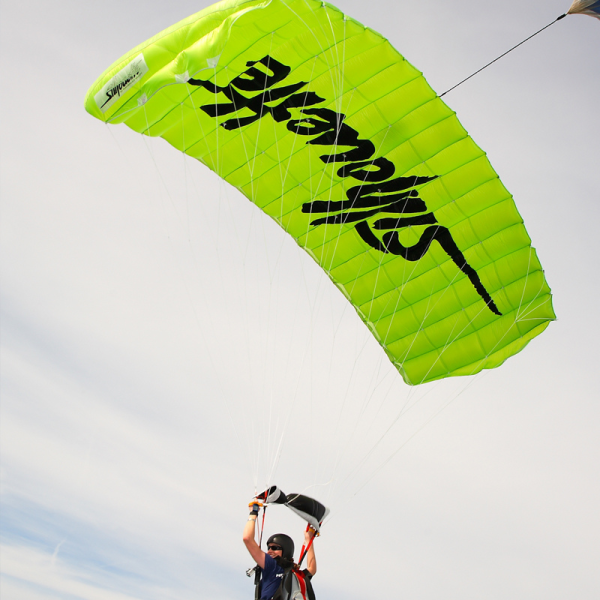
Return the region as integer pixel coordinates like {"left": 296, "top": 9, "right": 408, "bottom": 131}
{"left": 84, "top": 0, "right": 557, "bottom": 385}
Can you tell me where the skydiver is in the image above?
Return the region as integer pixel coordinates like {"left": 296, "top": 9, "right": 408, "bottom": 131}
{"left": 244, "top": 499, "right": 317, "bottom": 599}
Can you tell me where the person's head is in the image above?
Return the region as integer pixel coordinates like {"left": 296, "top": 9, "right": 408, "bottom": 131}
{"left": 266, "top": 533, "right": 294, "bottom": 560}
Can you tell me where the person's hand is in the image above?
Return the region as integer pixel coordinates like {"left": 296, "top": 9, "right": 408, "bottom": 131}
{"left": 248, "top": 499, "right": 263, "bottom": 516}
{"left": 304, "top": 526, "right": 317, "bottom": 542}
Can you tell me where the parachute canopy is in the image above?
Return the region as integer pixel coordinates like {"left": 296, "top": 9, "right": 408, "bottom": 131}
{"left": 84, "top": 0, "right": 555, "bottom": 385}
{"left": 568, "top": 0, "right": 600, "bottom": 18}
{"left": 257, "top": 486, "right": 330, "bottom": 532}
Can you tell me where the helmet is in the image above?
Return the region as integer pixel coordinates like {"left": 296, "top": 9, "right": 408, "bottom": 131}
{"left": 266, "top": 533, "right": 295, "bottom": 560}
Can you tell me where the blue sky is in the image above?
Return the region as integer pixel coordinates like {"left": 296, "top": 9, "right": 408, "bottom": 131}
{"left": 1, "top": 1, "right": 599, "bottom": 598}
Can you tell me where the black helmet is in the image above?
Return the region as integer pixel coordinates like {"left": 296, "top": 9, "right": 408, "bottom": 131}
{"left": 266, "top": 533, "right": 294, "bottom": 560}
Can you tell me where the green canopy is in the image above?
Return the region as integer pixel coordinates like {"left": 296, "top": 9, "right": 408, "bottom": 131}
{"left": 85, "top": 0, "right": 555, "bottom": 385}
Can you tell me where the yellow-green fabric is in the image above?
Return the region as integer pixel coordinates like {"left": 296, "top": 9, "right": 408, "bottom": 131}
{"left": 84, "top": 0, "right": 555, "bottom": 385}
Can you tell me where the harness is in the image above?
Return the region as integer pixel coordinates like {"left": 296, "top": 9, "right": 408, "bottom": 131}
{"left": 252, "top": 562, "right": 316, "bottom": 600}
{"left": 271, "top": 566, "right": 315, "bottom": 600}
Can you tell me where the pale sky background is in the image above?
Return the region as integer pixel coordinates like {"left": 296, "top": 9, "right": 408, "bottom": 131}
{"left": 1, "top": 1, "right": 599, "bottom": 599}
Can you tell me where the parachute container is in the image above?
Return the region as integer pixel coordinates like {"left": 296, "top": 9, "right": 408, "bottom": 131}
{"left": 84, "top": 0, "right": 556, "bottom": 385}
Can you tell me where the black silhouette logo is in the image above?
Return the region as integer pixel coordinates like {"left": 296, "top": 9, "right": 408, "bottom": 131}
{"left": 189, "top": 56, "right": 501, "bottom": 315}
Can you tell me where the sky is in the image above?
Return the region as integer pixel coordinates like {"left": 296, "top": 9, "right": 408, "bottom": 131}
{"left": 1, "top": 1, "right": 599, "bottom": 599}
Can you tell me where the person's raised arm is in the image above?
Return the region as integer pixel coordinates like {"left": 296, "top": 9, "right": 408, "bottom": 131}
{"left": 304, "top": 527, "right": 317, "bottom": 576}
{"left": 243, "top": 500, "right": 265, "bottom": 569}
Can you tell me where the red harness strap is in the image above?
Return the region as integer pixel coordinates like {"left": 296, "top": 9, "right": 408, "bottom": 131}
{"left": 298, "top": 525, "right": 317, "bottom": 567}
{"left": 294, "top": 568, "right": 308, "bottom": 597}
{"left": 298, "top": 524, "right": 310, "bottom": 565}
